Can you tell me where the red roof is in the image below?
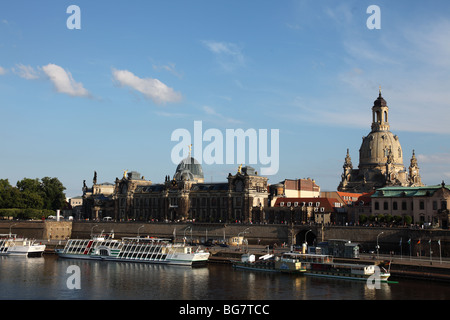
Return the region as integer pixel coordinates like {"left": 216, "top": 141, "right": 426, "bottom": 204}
{"left": 273, "top": 197, "right": 341, "bottom": 212}
{"left": 356, "top": 191, "right": 375, "bottom": 206}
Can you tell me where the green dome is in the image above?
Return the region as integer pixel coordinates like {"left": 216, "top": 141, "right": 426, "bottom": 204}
{"left": 174, "top": 157, "right": 204, "bottom": 181}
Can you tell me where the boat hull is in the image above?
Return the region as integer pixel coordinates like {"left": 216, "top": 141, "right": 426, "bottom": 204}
{"left": 0, "top": 245, "right": 46, "bottom": 257}
{"left": 233, "top": 262, "right": 281, "bottom": 273}
{"left": 233, "top": 257, "right": 307, "bottom": 274}
{"left": 304, "top": 271, "right": 391, "bottom": 282}
{"left": 56, "top": 250, "right": 209, "bottom": 266}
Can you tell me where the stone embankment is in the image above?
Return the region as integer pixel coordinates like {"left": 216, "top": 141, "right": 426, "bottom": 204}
{"left": 3, "top": 220, "right": 450, "bottom": 282}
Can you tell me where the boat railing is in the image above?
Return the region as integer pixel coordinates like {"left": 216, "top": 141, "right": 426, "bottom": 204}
{"left": 117, "top": 239, "right": 170, "bottom": 261}
{"left": 285, "top": 253, "right": 334, "bottom": 264}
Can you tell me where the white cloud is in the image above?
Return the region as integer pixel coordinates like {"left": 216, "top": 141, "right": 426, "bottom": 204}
{"left": 155, "top": 111, "right": 188, "bottom": 118}
{"left": 13, "top": 64, "right": 40, "bottom": 80}
{"left": 112, "top": 69, "right": 182, "bottom": 105}
{"left": 330, "top": 18, "right": 450, "bottom": 135}
{"left": 41, "top": 64, "right": 90, "bottom": 98}
{"left": 202, "top": 40, "right": 245, "bottom": 71}
{"left": 416, "top": 153, "right": 450, "bottom": 185}
{"left": 202, "top": 105, "right": 242, "bottom": 125}
{"left": 0, "top": 66, "right": 6, "bottom": 75}
{"left": 152, "top": 62, "right": 183, "bottom": 79}
{"left": 417, "top": 153, "right": 450, "bottom": 164}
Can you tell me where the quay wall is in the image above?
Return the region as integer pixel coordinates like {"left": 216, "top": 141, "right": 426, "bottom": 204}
{"left": 70, "top": 222, "right": 287, "bottom": 244}
{"left": 0, "top": 220, "right": 72, "bottom": 240}
{"left": 1, "top": 221, "right": 449, "bottom": 257}
{"left": 3, "top": 220, "right": 450, "bottom": 281}
{"left": 320, "top": 226, "right": 450, "bottom": 257}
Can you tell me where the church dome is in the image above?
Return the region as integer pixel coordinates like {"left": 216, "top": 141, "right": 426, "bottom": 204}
{"left": 359, "top": 127, "right": 404, "bottom": 167}
{"left": 174, "top": 156, "right": 204, "bottom": 182}
{"left": 373, "top": 92, "right": 387, "bottom": 107}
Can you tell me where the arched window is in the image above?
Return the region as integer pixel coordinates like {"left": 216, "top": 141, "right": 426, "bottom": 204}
{"left": 384, "top": 110, "right": 388, "bottom": 122}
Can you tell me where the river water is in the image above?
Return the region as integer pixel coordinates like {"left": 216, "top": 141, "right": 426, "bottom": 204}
{"left": 1, "top": 255, "right": 449, "bottom": 301}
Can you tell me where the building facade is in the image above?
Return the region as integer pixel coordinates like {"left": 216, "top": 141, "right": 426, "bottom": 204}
{"left": 371, "top": 182, "right": 450, "bottom": 228}
{"left": 267, "top": 197, "right": 344, "bottom": 225}
{"left": 338, "top": 90, "right": 424, "bottom": 193}
{"left": 268, "top": 178, "right": 320, "bottom": 206}
{"left": 83, "top": 158, "right": 269, "bottom": 223}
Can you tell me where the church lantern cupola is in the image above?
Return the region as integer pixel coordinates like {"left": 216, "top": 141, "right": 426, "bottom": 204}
{"left": 371, "top": 88, "right": 390, "bottom": 132}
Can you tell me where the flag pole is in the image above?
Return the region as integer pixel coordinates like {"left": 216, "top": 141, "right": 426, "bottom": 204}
{"left": 438, "top": 239, "right": 442, "bottom": 264}
{"left": 429, "top": 239, "right": 432, "bottom": 263}
{"left": 408, "top": 238, "right": 411, "bottom": 261}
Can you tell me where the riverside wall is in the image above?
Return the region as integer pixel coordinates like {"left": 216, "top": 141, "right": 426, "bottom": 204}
{"left": 3, "top": 220, "right": 450, "bottom": 281}
{"left": 1, "top": 220, "right": 449, "bottom": 257}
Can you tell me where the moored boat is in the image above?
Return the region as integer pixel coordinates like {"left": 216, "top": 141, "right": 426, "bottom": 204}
{"left": 0, "top": 234, "right": 46, "bottom": 257}
{"left": 297, "top": 253, "right": 391, "bottom": 282}
{"left": 233, "top": 252, "right": 307, "bottom": 274}
{"left": 55, "top": 234, "right": 210, "bottom": 266}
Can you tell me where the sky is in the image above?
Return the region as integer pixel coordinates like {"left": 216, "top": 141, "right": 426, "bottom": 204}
{"left": 0, "top": 0, "right": 449, "bottom": 198}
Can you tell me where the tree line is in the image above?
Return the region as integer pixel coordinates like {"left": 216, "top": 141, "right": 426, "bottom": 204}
{"left": 0, "top": 177, "right": 66, "bottom": 219}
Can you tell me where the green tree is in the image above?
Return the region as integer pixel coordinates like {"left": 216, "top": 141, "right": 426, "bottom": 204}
{"left": 1, "top": 177, "right": 66, "bottom": 212}
{"left": 359, "top": 214, "right": 368, "bottom": 224}
{"left": 385, "top": 214, "right": 393, "bottom": 223}
{"left": 393, "top": 215, "right": 403, "bottom": 225}
{"left": 0, "top": 179, "right": 22, "bottom": 208}
{"left": 403, "top": 215, "right": 412, "bottom": 225}
{"left": 16, "top": 178, "right": 42, "bottom": 194}
{"left": 16, "top": 178, "right": 45, "bottom": 209}
{"left": 40, "top": 177, "right": 66, "bottom": 211}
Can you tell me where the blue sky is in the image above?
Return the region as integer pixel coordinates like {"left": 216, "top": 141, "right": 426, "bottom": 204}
{"left": 1, "top": 1, "right": 449, "bottom": 198}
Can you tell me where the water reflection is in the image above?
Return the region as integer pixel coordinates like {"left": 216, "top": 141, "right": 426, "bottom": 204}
{"left": 1, "top": 255, "right": 450, "bottom": 300}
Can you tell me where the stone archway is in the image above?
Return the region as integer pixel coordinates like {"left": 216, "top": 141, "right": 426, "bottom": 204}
{"left": 296, "top": 229, "right": 317, "bottom": 247}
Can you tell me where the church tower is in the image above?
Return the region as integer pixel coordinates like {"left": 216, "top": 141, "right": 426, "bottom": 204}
{"left": 371, "top": 88, "right": 390, "bottom": 132}
{"left": 409, "top": 150, "right": 422, "bottom": 186}
{"left": 338, "top": 90, "right": 424, "bottom": 193}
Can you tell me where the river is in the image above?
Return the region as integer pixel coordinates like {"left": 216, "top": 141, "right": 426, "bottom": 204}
{"left": 1, "top": 254, "right": 449, "bottom": 301}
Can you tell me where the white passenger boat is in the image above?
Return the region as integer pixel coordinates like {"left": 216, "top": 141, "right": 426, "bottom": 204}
{"left": 0, "top": 234, "right": 46, "bottom": 257}
{"left": 55, "top": 234, "right": 210, "bottom": 266}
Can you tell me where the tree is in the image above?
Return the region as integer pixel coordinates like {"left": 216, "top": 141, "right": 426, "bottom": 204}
{"left": 359, "top": 214, "right": 368, "bottom": 224}
{"left": 16, "top": 178, "right": 42, "bottom": 193}
{"left": 0, "top": 179, "right": 22, "bottom": 208}
{"left": 403, "top": 215, "right": 412, "bottom": 225}
{"left": 40, "top": 177, "right": 66, "bottom": 211}
{"left": 1, "top": 177, "right": 66, "bottom": 211}
{"left": 16, "top": 178, "right": 45, "bottom": 209}
{"left": 393, "top": 215, "right": 403, "bottom": 225}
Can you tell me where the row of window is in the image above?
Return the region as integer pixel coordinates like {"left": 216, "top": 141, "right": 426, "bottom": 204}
{"left": 279, "top": 201, "right": 341, "bottom": 209}
{"left": 128, "top": 197, "right": 245, "bottom": 208}
{"left": 374, "top": 200, "right": 447, "bottom": 211}
{"left": 128, "top": 208, "right": 244, "bottom": 223}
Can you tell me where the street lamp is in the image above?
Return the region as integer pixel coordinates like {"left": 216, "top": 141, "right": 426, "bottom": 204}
{"left": 238, "top": 227, "right": 250, "bottom": 251}
{"left": 90, "top": 224, "right": 98, "bottom": 237}
{"left": 305, "top": 229, "right": 312, "bottom": 245}
{"left": 303, "top": 229, "right": 312, "bottom": 253}
{"left": 184, "top": 225, "right": 192, "bottom": 243}
{"left": 9, "top": 223, "right": 17, "bottom": 237}
{"left": 376, "top": 231, "right": 384, "bottom": 259}
{"left": 137, "top": 225, "right": 144, "bottom": 238}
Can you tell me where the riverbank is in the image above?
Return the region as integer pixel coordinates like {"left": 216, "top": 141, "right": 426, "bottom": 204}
{"left": 42, "top": 240, "right": 450, "bottom": 282}
{"left": 206, "top": 245, "right": 450, "bottom": 283}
